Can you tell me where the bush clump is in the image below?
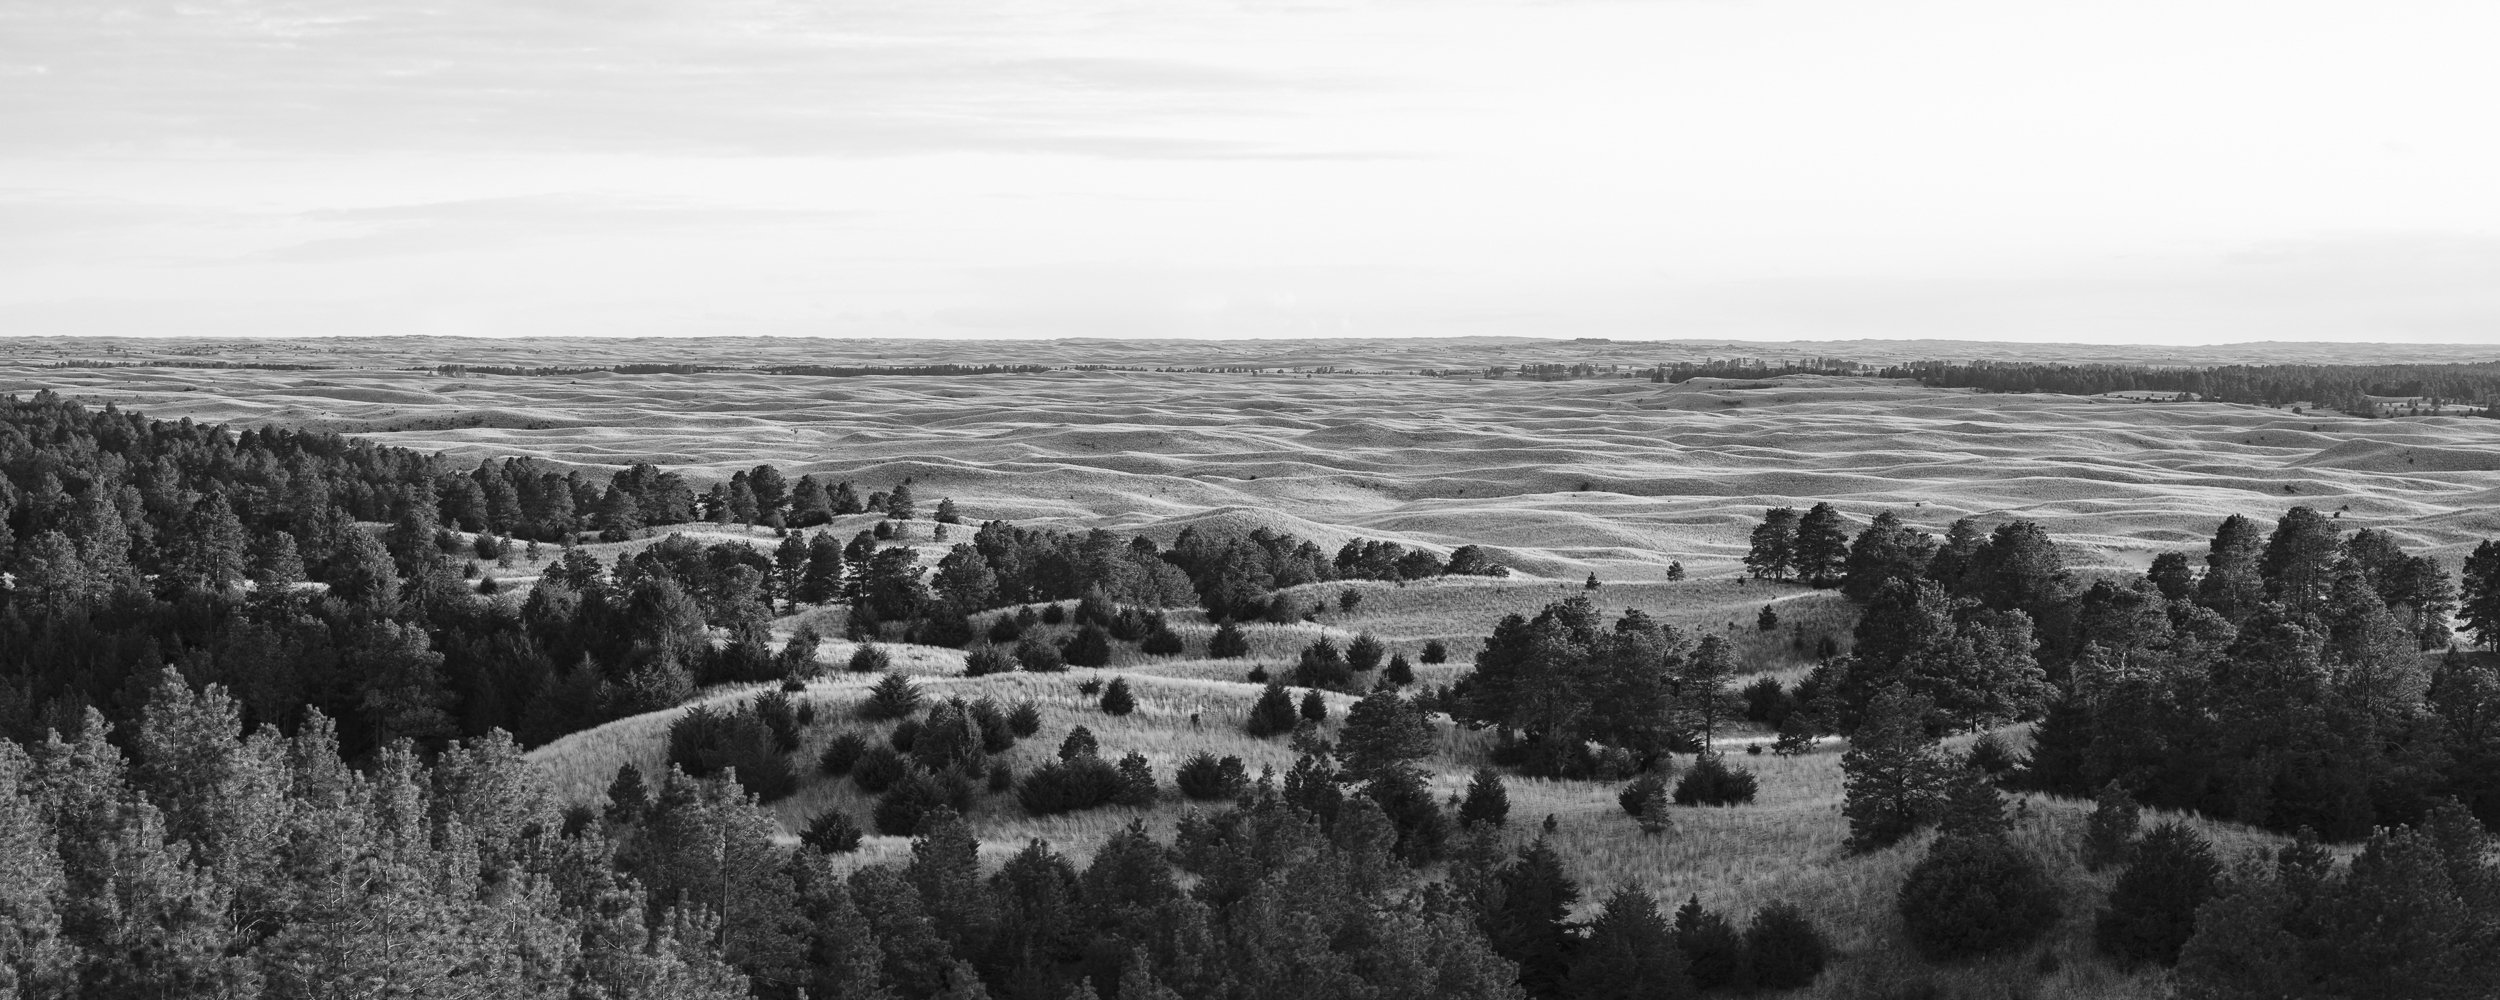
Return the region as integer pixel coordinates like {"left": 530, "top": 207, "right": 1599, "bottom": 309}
{"left": 1006, "top": 700, "right": 1042, "bottom": 737}
{"left": 1100, "top": 677, "right": 1137, "bottom": 716}
{"left": 851, "top": 744, "right": 907, "bottom": 794}
{"left": 800, "top": 808, "right": 864, "bottom": 853}
{"left": 1208, "top": 621, "right": 1251, "bottom": 658}
{"left": 1672, "top": 754, "right": 1760, "bottom": 807}
{"left": 963, "top": 644, "right": 1014, "bottom": 677}
{"left": 1016, "top": 755, "right": 1125, "bottom": 815}
{"left": 1014, "top": 636, "right": 1065, "bottom": 673}
{"left": 847, "top": 643, "right": 891, "bottom": 673}
{"left": 1175, "top": 753, "right": 1251, "bottom": 801}
{"left": 1246, "top": 682, "right": 1300, "bottom": 737}
{"left": 1743, "top": 901, "right": 1830, "bottom": 990}
{"left": 1897, "top": 833, "right": 2062, "bottom": 962}
{"left": 817, "top": 731, "right": 869, "bottom": 776}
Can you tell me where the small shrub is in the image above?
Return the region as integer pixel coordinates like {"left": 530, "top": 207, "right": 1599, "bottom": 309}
{"left": 1619, "top": 773, "right": 1669, "bottom": 818}
{"left": 1673, "top": 896, "right": 1747, "bottom": 991}
{"left": 1246, "top": 666, "right": 1269, "bottom": 683}
{"left": 1100, "top": 677, "right": 1137, "bottom": 716}
{"left": 1077, "top": 678, "right": 1103, "bottom": 697}
{"left": 752, "top": 691, "right": 802, "bottom": 752}
{"left": 1006, "top": 700, "right": 1042, "bottom": 737}
{"left": 1014, "top": 636, "right": 1065, "bottom": 672}
{"left": 1017, "top": 755, "right": 1124, "bottom": 815}
{"left": 2082, "top": 781, "right": 2141, "bottom": 871}
{"left": 819, "top": 732, "right": 868, "bottom": 776}
{"left": 873, "top": 769, "right": 952, "bottom": 835}
{"left": 862, "top": 672, "right": 921, "bottom": 720}
{"left": 969, "top": 699, "right": 1015, "bottom": 753}
{"left": 1897, "top": 833, "right": 2062, "bottom": 962}
{"left": 1062, "top": 623, "right": 1113, "bottom": 668}
{"left": 1966, "top": 733, "right": 2019, "bottom": 777}
{"left": 1419, "top": 639, "right": 1448, "bottom": 664}
{"left": 1113, "top": 751, "right": 1156, "bottom": 807}
{"left": 959, "top": 642, "right": 1013, "bottom": 678}
{"left": 851, "top": 745, "right": 906, "bottom": 794}
{"left": 1741, "top": 676, "right": 1791, "bottom": 725}
{"left": 1208, "top": 622, "right": 1250, "bottom": 658}
{"left": 847, "top": 643, "right": 891, "bottom": 674}
{"left": 1338, "top": 589, "right": 1362, "bottom": 613}
{"left": 1057, "top": 725, "right": 1099, "bottom": 761}
{"left": 1139, "top": 627, "right": 1184, "bottom": 655}
{"left": 1757, "top": 605, "right": 1780, "bottom": 631}
{"left": 1346, "top": 633, "right": 1385, "bottom": 673}
{"left": 986, "top": 615, "right": 1024, "bottom": 643}
{"left": 1672, "top": 754, "right": 1759, "bottom": 807}
{"left": 800, "top": 808, "right": 864, "bottom": 853}
{"left": 2094, "top": 821, "right": 2224, "bottom": 968}
{"left": 1299, "top": 690, "right": 1328, "bottom": 723}
{"left": 1175, "top": 753, "right": 1250, "bottom": 801}
{"left": 1744, "top": 901, "right": 1830, "bottom": 990}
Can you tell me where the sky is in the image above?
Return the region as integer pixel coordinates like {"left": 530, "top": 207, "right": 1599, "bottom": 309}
{"left": 2, "top": 0, "right": 2497, "bottom": 345}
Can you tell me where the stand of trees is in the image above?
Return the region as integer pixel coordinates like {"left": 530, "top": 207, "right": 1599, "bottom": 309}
{"left": 1876, "top": 359, "right": 2500, "bottom": 417}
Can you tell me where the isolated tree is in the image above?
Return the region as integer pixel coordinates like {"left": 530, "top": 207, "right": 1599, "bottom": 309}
{"left": 1745, "top": 507, "right": 1800, "bottom": 580}
{"left": 1062, "top": 624, "right": 1113, "bottom": 668}
{"left": 1346, "top": 633, "right": 1386, "bottom": 673}
{"left": 1792, "top": 502, "right": 1852, "bottom": 587}
{"left": 1299, "top": 689, "right": 1328, "bottom": 724}
{"left": 1383, "top": 651, "right": 1415, "bottom": 687}
{"left": 933, "top": 497, "right": 961, "bottom": 524}
{"left": 1208, "top": 621, "right": 1251, "bottom": 658}
{"left": 864, "top": 672, "right": 921, "bottom": 720}
{"left": 885, "top": 483, "right": 917, "bottom": 521}
{"left": 1420, "top": 639, "right": 1449, "bottom": 664}
{"left": 1337, "top": 691, "right": 1433, "bottom": 783}
{"left": 1099, "top": 677, "right": 1136, "bottom": 716}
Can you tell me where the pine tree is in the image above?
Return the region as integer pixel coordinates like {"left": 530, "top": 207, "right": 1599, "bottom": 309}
{"left": 1459, "top": 766, "right": 1510, "bottom": 827}
{"left": 2462, "top": 539, "right": 2500, "bottom": 649}
{"left": 1679, "top": 634, "right": 1739, "bottom": 747}
{"left": 1246, "top": 682, "right": 1299, "bottom": 737}
{"left": 1568, "top": 885, "right": 1695, "bottom": 1000}
{"left": 1099, "top": 677, "right": 1136, "bottom": 716}
{"left": 1792, "top": 502, "right": 1852, "bottom": 587}
{"left": 2083, "top": 780, "right": 2142, "bottom": 870}
{"left": 2198, "top": 513, "right": 2268, "bottom": 621}
{"left": 2095, "top": 821, "right": 2223, "bottom": 967}
{"left": 1743, "top": 901, "right": 1830, "bottom": 990}
{"left": 1483, "top": 838, "right": 1579, "bottom": 999}
{"left": 934, "top": 497, "right": 961, "bottom": 524}
{"left": 1840, "top": 684, "right": 1950, "bottom": 852}
{"left": 1299, "top": 689, "right": 1328, "bottom": 724}
{"left": 1208, "top": 621, "right": 1250, "bottom": 658}
{"left": 1897, "top": 832, "right": 2062, "bottom": 961}
{"left": 1744, "top": 507, "right": 1800, "bottom": 580}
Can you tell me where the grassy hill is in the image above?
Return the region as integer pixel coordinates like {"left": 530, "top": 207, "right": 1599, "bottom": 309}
{"left": 525, "top": 571, "right": 2299, "bottom": 1000}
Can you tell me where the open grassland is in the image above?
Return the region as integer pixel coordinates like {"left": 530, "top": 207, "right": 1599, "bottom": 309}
{"left": 17, "top": 362, "right": 2500, "bottom": 586}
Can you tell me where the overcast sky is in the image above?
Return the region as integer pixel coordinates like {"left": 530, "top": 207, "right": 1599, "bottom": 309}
{"left": 3, "top": 0, "right": 2497, "bottom": 344}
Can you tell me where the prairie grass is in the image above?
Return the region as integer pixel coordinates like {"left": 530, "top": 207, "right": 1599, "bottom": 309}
{"left": 526, "top": 575, "right": 2281, "bottom": 1000}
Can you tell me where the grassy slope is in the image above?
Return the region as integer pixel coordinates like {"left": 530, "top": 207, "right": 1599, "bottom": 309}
{"left": 526, "top": 572, "right": 2289, "bottom": 1000}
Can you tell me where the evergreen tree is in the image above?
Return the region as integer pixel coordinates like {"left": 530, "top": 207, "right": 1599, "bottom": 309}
{"left": 1792, "top": 502, "right": 1852, "bottom": 587}
{"left": 1482, "top": 838, "right": 1579, "bottom": 999}
{"left": 1896, "top": 832, "right": 2062, "bottom": 961}
{"left": 1679, "top": 634, "right": 1740, "bottom": 747}
{"left": 2082, "top": 780, "right": 2141, "bottom": 871}
{"left": 1567, "top": 885, "right": 1695, "bottom": 1000}
{"left": 1841, "top": 510, "right": 1936, "bottom": 601}
{"left": 1246, "top": 682, "right": 1300, "bottom": 737}
{"left": 2096, "top": 821, "right": 2224, "bottom": 967}
{"left": 1062, "top": 624, "right": 1113, "bottom": 668}
{"left": 1421, "top": 639, "right": 1449, "bottom": 664}
{"left": 2462, "top": 539, "right": 2500, "bottom": 649}
{"left": 1459, "top": 766, "right": 1510, "bottom": 827}
{"left": 1744, "top": 507, "right": 1799, "bottom": 580}
{"left": 1208, "top": 621, "right": 1250, "bottom": 658}
{"left": 1671, "top": 895, "right": 1746, "bottom": 992}
{"left": 2198, "top": 513, "right": 2268, "bottom": 621}
{"left": 1742, "top": 901, "right": 1830, "bottom": 990}
{"left": 1840, "top": 685, "right": 1951, "bottom": 852}
{"left": 1099, "top": 677, "right": 1136, "bottom": 716}
{"left": 1299, "top": 689, "right": 1328, "bottom": 724}
{"left": 2148, "top": 550, "right": 2198, "bottom": 601}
